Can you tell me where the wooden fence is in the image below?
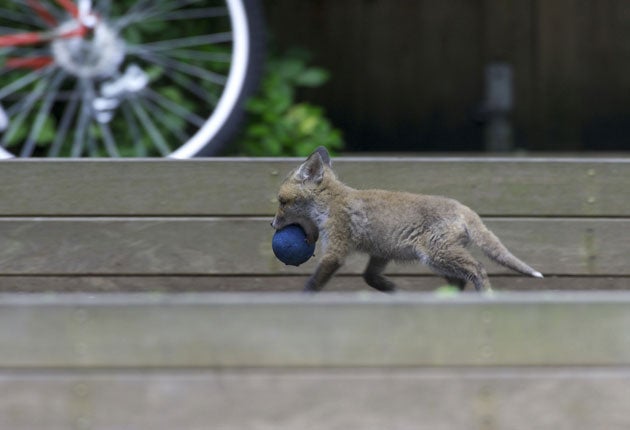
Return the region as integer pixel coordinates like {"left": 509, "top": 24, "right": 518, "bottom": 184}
{"left": 0, "top": 157, "right": 629, "bottom": 429}
{"left": 2, "top": 292, "right": 630, "bottom": 429}
{"left": 0, "top": 157, "right": 627, "bottom": 291}
{"left": 266, "top": 0, "right": 630, "bottom": 151}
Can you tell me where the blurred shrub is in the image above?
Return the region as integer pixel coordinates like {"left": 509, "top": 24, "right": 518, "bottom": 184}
{"left": 233, "top": 50, "right": 344, "bottom": 156}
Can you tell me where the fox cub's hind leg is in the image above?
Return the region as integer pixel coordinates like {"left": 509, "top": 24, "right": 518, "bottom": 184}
{"left": 424, "top": 246, "right": 492, "bottom": 292}
{"left": 363, "top": 256, "right": 397, "bottom": 293}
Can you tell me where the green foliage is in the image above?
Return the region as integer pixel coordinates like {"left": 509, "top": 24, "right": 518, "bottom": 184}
{"left": 234, "top": 50, "right": 344, "bottom": 156}
{"left": 0, "top": 0, "right": 341, "bottom": 157}
{"left": 434, "top": 285, "right": 462, "bottom": 297}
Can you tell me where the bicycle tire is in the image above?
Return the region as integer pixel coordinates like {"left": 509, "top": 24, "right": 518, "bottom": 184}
{"left": 171, "top": 0, "right": 266, "bottom": 158}
{"left": 0, "top": 0, "right": 266, "bottom": 158}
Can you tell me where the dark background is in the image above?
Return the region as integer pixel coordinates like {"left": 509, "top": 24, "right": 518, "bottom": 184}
{"left": 264, "top": 0, "right": 630, "bottom": 153}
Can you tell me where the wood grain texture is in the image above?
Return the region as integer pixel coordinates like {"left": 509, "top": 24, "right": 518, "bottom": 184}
{"left": 0, "top": 158, "right": 628, "bottom": 216}
{"left": 266, "top": 0, "right": 630, "bottom": 151}
{"left": 0, "top": 275, "right": 626, "bottom": 293}
{"left": 0, "top": 217, "right": 626, "bottom": 275}
{"left": 482, "top": 0, "right": 536, "bottom": 141}
{"left": 535, "top": 0, "right": 630, "bottom": 149}
{"left": 1, "top": 155, "right": 628, "bottom": 429}
{"left": 2, "top": 292, "right": 630, "bottom": 368}
{"left": 266, "top": 0, "right": 485, "bottom": 151}
{"left": 2, "top": 368, "right": 630, "bottom": 430}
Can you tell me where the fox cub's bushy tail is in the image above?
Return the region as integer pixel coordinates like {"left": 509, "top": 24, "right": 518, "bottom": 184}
{"left": 467, "top": 216, "right": 543, "bottom": 278}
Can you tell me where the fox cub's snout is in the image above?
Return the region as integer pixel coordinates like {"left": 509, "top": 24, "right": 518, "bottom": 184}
{"left": 272, "top": 146, "right": 543, "bottom": 293}
{"left": 271, "top": 147, "right": 332, "bottom": 244}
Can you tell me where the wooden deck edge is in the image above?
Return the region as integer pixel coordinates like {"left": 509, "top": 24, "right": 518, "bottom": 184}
{"left": 1, "top": 291, "right": 630, "bottom": 368}
{"left": 0, "top": 275, "right": 625, "bottom": 292}
{"left": 3, "top": 366, "right": 630, "bottom": 430}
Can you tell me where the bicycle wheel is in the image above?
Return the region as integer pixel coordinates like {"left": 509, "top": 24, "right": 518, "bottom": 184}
{"left": 0, "top": 0, "right": 265, "bottom": 158}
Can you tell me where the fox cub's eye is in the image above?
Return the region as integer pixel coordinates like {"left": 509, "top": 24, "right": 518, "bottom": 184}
{"left": 278, "top": 197, "right": 288, "bottom": 206}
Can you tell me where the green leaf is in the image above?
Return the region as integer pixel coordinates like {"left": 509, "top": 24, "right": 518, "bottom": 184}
{"left": 274, "top": 58, "right": 305, "bottom": 80}
{"left": 160, "top": 86, "right": 183, "bottom": 104}
{"left": 434, "top": 286, "right": 462, "bottom": 298}
{"left": 36, "top": 117, "right": 56, "bottom": 145}
{"left": 295, "top": 68, "right": 330, "bottom": 87}
{"left": 4, "top": 118, "right": 28, "bottom": 148}
{"left": 248, "top": 124, "right": 270, "bottom": 138}
{"left": 233, "top": 48, "right": 345, "bottom": 156}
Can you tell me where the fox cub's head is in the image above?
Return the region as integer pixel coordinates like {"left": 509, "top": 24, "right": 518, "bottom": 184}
{"left": 271, "top": 147, "right": 333, "bottom": 240}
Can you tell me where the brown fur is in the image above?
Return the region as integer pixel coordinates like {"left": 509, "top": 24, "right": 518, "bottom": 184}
{"left": 271, "top": 147, "right": 543, "bottom": 292}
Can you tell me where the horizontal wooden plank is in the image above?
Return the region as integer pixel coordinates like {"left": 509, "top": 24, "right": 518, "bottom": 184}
{"left": 0, "top": 158, "right": 628, "bottom": 216}
{"left": 2, "top": 292, "right": 630, "bottom": 368}
{"left": 0, "top": 275, "right": 627, "bottom": 293}
{"left": 2, "top": 368, "right": 630, "bottom": 430}
{"left": 0, "top": 217, "right": 626, "bottom": 275}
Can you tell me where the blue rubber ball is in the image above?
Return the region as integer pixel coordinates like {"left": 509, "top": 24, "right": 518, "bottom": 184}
{"left": 272, "top": 225, "right": 316, "bottom": 266}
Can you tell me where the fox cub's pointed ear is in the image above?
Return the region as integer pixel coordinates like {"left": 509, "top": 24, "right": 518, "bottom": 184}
{"left": 313, "top": 146, "right": 332, "bottom": 167}
{"left": 296, "top": 152, "right": 325, "bottom": 184}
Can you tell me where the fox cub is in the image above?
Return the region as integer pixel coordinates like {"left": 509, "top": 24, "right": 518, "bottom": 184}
{"left": 271, "top": 147, "right": 543, "bottom": 292}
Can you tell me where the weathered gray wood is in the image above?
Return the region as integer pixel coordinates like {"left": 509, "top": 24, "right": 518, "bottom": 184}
{"left": 268, "top": 0, "right": 630, "bottom": 150}
{"left": 0, "top": 158, "right": 628, "bottom": 216}
{"left": 534, "top": 0, "right": 630, "bottom": 149}
{"left": 482, "top": 0, "right": 536, "bottom": 140}
{"left": 0, "top": 217, "right": 626, "bottom": 275}
{"left": 2, "top": 292, "right": 630, "bottom": 368}
{"left": 0, "top": 275, "right": 626, "bottom": 292}
{"left": 267, "top": 0, "right": 485, "bottom": 152}
{"left": 2, "top": 368, "right": 630, "bottom": 430}
{"left": 0, "top": 154, "right": 627, "bottom": 429}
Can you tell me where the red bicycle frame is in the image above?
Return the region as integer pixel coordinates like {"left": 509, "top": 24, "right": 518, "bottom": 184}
{"left": 0, "top": 0, "right": 87, "bottom": 69}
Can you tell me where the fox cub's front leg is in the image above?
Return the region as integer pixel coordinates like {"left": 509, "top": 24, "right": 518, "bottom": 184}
{"left": 305, "top": 254, "right": 397, "bottom": 293}
{"left": 303, "top": 254, "right": 343, "bottom": 292}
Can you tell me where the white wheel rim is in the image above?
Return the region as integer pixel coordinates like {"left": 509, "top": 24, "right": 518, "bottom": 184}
{"left": 169, "top": 0, "right": 250, "bottom": 159}
{"left": 0, "top": 0, "right": 254, "bottom": 158}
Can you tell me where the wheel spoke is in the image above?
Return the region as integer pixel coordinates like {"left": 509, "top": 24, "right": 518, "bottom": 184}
{"left": 0, "top": 26, "right": 22, "bottom": 35}
{"left": 132, "top": 33, "right": 232, "bottom": 52}
{"left": 4, "top": 82, "right": 51, "bottom": 117}
{"left": 140, "top": 97, "right": 189, "bottom": 143}
{"left": 0, "top": 66, "right": 54, "bottom": 100}
{"left": 147, "top": 7, "right": 229, "bottom": 22}
{"left": 143, "top": 87, "right": 205, "bottom": 128}
{"left": 86, "top": 124, "right": 98, "bottom": 156}
{"left": 0, "top": 6, "right": 46, "bottom": 28}
{"left": 55, "top": 0, "right": 79, "bottom": 18}
{"left": 121, "top": 0, "right": 159, "bottom": 21}
{"left": 129, "top": 97, "right": 171, "bottom": 156}
{"left": 49, "top": 80, "right": 81, "bottom": 156}
{"left": 25, "top": 0, "right": 58, "bottom": 27}
{"left": 98, "top": 121, "right": 120, "bottom": 157}
{"left": 161, "top": 67, "right": 219, "bottom": 106}
{"left": 2, "top": 47, "right": 51, "bottom": 57}
{"left": 20, "top": 70, "right": 66, "bottom": 156}
{"left": 130, "top": 48, "right": 227, "bottom": 86}
{"left": 117, "top": 0, "right": 203, "bottom": 29}
{"left": 82, "top": 78, "right": 120, "bottom": 157}
{"left": 71, "top": 80, "right": 92, "bottom": 157}
{"left": 1, "top": 72, "right": 52, "bottom": 149}
{"left": 120, "top": 103, "right": 146, "bottom": 156}
{"left": 165, "top": 49, "right": 232, "bottom": 63}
